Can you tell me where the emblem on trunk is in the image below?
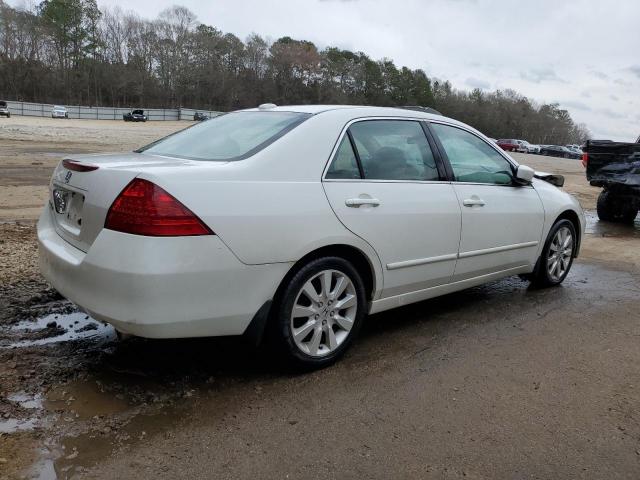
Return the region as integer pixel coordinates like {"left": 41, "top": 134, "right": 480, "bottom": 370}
{"left": 53, "top": 189, "right": 69, "bottom": 214}
{"left": 64, "top": 171, "right": 72, "bottom": 184}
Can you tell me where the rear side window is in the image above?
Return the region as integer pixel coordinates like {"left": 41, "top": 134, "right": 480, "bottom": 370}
{"left": 348, "top": 120, "right": 440, "bottom": 181}
{"left": 139, "top": 111, "right": 310, "bottom": 161}
{"left": 326, "top": 136, "right": 361, "bottom": 179}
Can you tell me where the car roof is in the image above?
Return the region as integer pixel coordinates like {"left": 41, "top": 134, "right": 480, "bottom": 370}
{"left": 238, "top": 104, "right": 446, "bottom": 121}
{"left": 236, "top": 104, "right": 498, "bottom": 143}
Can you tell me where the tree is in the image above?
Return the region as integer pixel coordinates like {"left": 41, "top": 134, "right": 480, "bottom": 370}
{"left": 0, "top": 1, "right": 590, "bottom": 144}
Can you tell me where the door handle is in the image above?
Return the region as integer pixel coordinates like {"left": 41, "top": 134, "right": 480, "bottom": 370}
{"left": 345, "top": 198, "right": 380, "bottom": 208}
{"left": 463, "top": 197, "right": 486, "bottom": 207}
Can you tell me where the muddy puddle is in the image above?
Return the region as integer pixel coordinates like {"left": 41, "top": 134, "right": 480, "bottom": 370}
{"left": 585, "top": 209, "right": 640, "bottom": 238}
{"left": 2, "top": 311, "right": 116, "bottom": 348}
{"left": 21, "top": 376, "right": 188, "bottom": 479}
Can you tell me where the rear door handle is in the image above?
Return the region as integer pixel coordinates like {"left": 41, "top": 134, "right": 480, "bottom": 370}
{"left": 345, "top": 198, "right": 380, "bottom": 208}
{"left": 463, "top": 197, "right": 486, "bottom": 207}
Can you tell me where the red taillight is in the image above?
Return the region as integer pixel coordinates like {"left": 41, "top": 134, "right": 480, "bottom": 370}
{"left": 581, "top": 153, "right": 588, "bottom": 168}
{"left": 63, "top": 159, "right": 99, "bottom": 172}
{"left": 105, "top": 178, "right": 213, "bottom": 236}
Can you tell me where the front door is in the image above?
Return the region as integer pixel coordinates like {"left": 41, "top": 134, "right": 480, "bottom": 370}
{"left": 429, "top": 122, "right": 544, "bottom": 281}
{"left": 323, "top": 119, "right": 462, "bottom": 298}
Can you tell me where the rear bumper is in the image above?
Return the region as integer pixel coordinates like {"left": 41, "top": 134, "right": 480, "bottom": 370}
{"left": 38, "top": 207, "right": 291, "bottom": 338}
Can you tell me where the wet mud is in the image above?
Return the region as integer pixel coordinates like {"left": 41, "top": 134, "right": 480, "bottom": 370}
{"left": 585, "top": 210, "right": 640, "bottom": 238}
{"left": 2, "top": 251, "right": 640, "bottom": 478}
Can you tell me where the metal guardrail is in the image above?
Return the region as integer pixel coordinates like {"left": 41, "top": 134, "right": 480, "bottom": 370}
{"left": 3, "top": 101, "right": 222, "bottom": 121}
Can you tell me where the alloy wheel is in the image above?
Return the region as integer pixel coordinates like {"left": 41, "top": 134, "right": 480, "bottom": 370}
{"left": 547, "top": 226, "right": 573, "bottom": 282}
{"left": 290, "top": 269, "right": 358, "bottom": 357}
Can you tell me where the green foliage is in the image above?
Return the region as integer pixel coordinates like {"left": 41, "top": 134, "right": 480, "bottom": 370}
{"left": 0, "top": 1, "right": 589, "bottom": 143}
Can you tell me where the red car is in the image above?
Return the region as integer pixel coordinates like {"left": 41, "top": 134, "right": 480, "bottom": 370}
{"left": 497, "top": 139, "right": 523, "bottom": 152}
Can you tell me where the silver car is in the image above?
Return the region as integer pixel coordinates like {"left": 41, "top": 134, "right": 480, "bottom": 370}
{"left": 51, "top": 105, "right": 69, "bottom": 119}
{"left": 0, "top": 101, "right": 10, "bottom": 118}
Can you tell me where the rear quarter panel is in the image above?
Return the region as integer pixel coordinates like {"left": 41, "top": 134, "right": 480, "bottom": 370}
{"left": 139, "top": 111, "right": 386, "bottom": 296}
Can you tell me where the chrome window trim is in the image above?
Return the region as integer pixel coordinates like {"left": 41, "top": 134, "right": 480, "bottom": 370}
{"left": 445, "top": 181, "right": 534, "bottom": 189}
{"left": 323, "top": 178, "right": 450, "bottom": 185}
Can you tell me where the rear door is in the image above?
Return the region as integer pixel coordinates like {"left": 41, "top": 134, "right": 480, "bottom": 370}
{"left": 323, "top": 119, "right": 461, "bottom": 298}
{"left": 429, "top": 122, "right": 544, "bottom": 281}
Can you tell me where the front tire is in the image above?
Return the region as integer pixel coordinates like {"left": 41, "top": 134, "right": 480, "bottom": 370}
{"left": 531, "top": 219, "right": 577, "bottom": 288}
{"left": 270, "top": 257, "right": 367, "bottom": 369}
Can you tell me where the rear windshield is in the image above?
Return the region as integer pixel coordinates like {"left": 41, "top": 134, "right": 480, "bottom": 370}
{"left": 0, "top": 101, "right": 6, "bottom": 107}
{"left": 139, "top": 111, "right": 311, "bottom": 161}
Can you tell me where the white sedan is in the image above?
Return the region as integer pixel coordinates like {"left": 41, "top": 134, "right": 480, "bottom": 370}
{"left": 38, "top": 105, "right": 585, "bottom": 368}
{"left": 51, "top": 105, "right": 69, "bottom": 119}
{"left": 520, "top": 140, "right": 541, "bottom": 154}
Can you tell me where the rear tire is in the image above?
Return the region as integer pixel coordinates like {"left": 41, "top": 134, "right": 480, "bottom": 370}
{"left": 597, "top": 190, "right": 638, "bottom": 223}
{"left": 530, "top": 219, "right": 577, "bottom": 288}
{"left": 269, "top": 256, "right": 367, "bottom": 370}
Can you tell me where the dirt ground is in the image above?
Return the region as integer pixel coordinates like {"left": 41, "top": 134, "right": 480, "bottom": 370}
{"left": 0, "top": 116, "right": 639, "bottom": 479}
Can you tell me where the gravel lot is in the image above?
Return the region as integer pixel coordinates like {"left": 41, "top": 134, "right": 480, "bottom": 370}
{"left": 0, "top": 116, "right": 639, "bottom": 479}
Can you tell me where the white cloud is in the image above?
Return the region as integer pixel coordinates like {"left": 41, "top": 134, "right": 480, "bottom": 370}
{"left": 519, "top": 68, "right": 566, "bottom": 84}
{"left": 465, "top": 77, "right": 491, "bottom": 90}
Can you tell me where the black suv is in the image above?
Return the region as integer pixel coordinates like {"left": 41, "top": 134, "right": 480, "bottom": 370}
{"left": 123, "top": 109, "right": 147, "bottom": 122}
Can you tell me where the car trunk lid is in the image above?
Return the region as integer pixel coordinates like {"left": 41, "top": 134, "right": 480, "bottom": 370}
{"left": 48, "top": 152, "right": 218, "bottom": 252}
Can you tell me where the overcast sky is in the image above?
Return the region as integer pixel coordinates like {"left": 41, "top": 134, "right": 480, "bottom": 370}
{"left": 19, "top": 0, "right": 640, "bottom": 140}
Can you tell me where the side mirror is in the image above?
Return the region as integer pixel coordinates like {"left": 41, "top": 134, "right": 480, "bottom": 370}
{"left": 515, "top": 165, "right": 534, "bottom": 184}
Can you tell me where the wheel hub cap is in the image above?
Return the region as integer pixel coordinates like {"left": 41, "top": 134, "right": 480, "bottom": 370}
{"left": 290, "top": 269, "right": 358, "bottom": 357}
{"left": 547, "top": 226, "right": 573, "bottom": 281}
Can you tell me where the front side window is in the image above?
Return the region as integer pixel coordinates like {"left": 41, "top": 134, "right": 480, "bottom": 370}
{"left": 348, "top": 120, "right": 440, "bottom": 181}
{"left": 139, "top": 111, "right": 310, "bottom": 161}
{"left": 431, "top": 123, "right": 514, "bottom": 185}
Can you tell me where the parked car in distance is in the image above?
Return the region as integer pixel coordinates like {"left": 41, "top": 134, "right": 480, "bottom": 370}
{"left": 123, "top": 109, "right": 147, "bottom": 122}
{"left": 38, "top": 105, "right": 585, "bottom": 369}
{"left": 583, "top": 135, "right": 640, "bottom": 223}
{"left": 519, "top": 140, "right": 540, "bottom": 154}
{"left": 51, "top": 105, "right": 68, "bottom": 119}
{"left": 496, "top": 139, "right": 525, "bottom": 152}
{"left": 540, "top": 145, "right": 580, "bottom": 159}
{"left": 0, "top": 100, "right": 10, "bottom": 118}
{"left": 565, "top": 145, "right": 583, "bottom": 156}
{"left": 194, "top": 112, "right": 209, "bottom": 121}
{"left": 564, "top": 147, "right": 582, "bottom": 159}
